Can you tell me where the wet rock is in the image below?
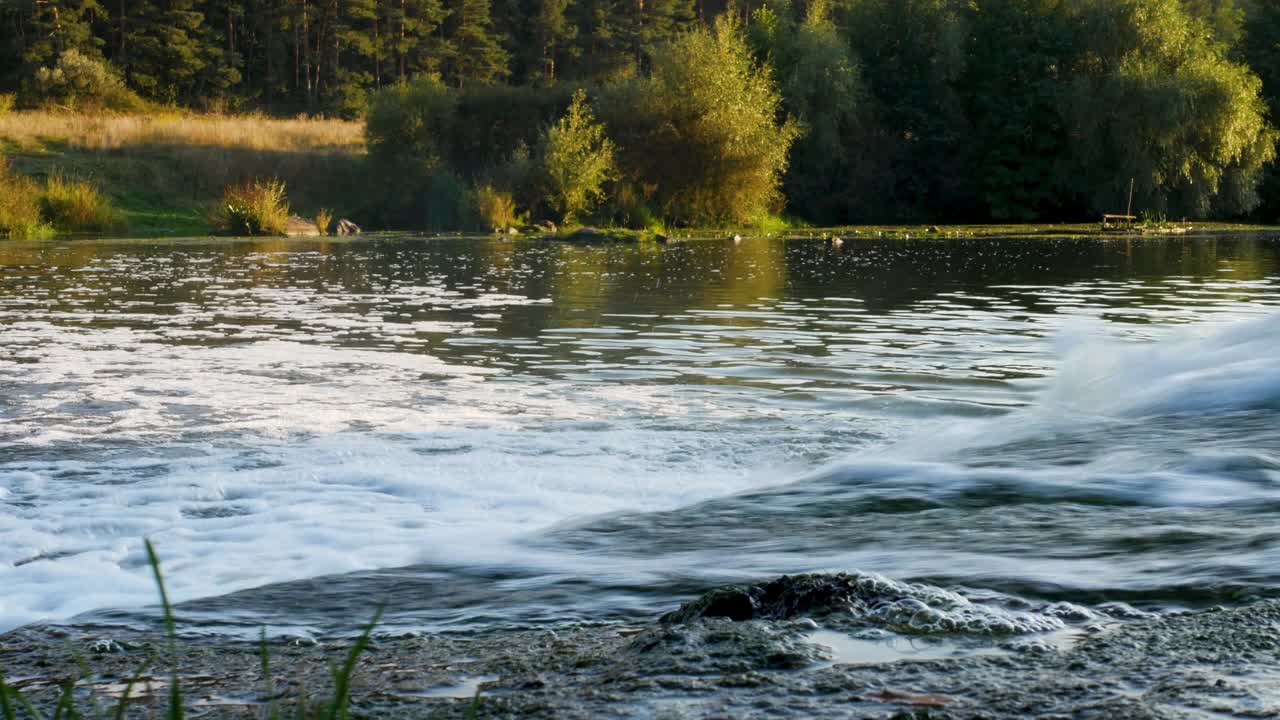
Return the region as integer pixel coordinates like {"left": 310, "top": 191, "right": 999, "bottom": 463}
{"left": 334, "top": 219, "right": 361, "bottom": 236}
{"left": 565, "top": 227, "right": 605, "bottom": 242}
{"left": 284, "top": 216, "right": 321, "bottom": 237}
{"left": 662, "top": 573, "right": 1065, "bottom": 636}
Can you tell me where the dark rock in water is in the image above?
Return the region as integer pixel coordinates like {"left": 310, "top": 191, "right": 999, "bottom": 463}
{"left": 334, "top": 219, "right": 361, "bottom": 236}
{"left": 927, "top": 225, "right": 941, "bottom": 233}
{"left": 663, "top": 572, "right": 1064, "bottom": 636}
{"left": 663, "top": 574, "right": 864, "bottom": 623}
{"left": 284, "top": 216, "right": 321, "bottom": 237}
{"left": 566, "top": 227, "right": 605, "bottom": 242}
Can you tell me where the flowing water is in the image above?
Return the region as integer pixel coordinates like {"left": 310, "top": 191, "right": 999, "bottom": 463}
{"left": 1, "top": 234, "right": 1279, "bottom": 640}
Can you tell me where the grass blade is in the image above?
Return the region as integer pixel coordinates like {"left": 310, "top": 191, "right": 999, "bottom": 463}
{"left": 324, "top": 606, "right": 383, "bottom": 720}
{"left": 110, "top": 661, "right": 152, "bottom": 720}
{"left": 51, "top": 680, "right": 75, "bottom": 720}
{"left": 465, "top": 688, "right": 482, "bottom": 720}
{"left": 1, "top": 673, "right": 18, "bottom": 720}
{"left": 143, "top": 540, "right": 181, "bottom": 720}
{"left": 259, "top": 629, "right": 278, "bottom": 720}
{"left": 11, "top": 685, "right": 47, "bottom": 720}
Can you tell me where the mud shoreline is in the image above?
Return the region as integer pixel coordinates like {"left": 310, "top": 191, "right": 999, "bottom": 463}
{"left": 3, "top": 575, "right": 1278, "bottom": 719}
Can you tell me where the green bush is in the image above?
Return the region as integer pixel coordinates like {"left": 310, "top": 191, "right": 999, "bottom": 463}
{"left": 366, "top": 75, "right": 457, "bottom": 173}
{"left": 34, "top": 50, "right": 147, "bottom": 112}
{"left": 466, "top": 184, "right": 521, "bottom": 231}
{"left": 0, "top": 93, "right": 14, "bottom": 116}
{"left": 39, "top": 173, "right": 127, "bottom": 233}
{"left": 603, "top": 15, "right": 800, "bottom": 226}
{"left": 0, "top": 157, "right": 49, "bottom": 239}
{"left": 537, "top": 89, "right": 616, "bottom": 224}
{"left": 423, "top": 172, "right": 468, "bottom": 230}
{"left": 214, "top": 178, "right": 290, "bottom": 236}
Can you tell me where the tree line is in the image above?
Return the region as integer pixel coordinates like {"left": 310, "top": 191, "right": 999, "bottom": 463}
{"left": 3, "top": 0, "right": 1280, "bottom": 226}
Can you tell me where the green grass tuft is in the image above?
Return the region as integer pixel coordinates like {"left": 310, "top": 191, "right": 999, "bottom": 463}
{"left": 212, "top": 178, "right": 290, "bottom": 236}
{"left": 0, "top": 156, "right": 52, "bottom": 239}
{"left": 40, "top": 173, "right": 127, "bottom": 234}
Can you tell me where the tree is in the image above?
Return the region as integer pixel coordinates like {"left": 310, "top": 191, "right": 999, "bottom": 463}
{"left": 841, "top": 0, "right": 968, "bottom": 220}
{"left": 606, "top": 14, "right": 799, "bottom": 225}
{"left": 538, "top": 88, "right": 616, "bottom": 222}
{"left": 120, "top": 0, "right": 209, "bottom": 103}
{"left": 446, "top": 0, "right": 510, "bottom": 87}
{"left": 750, "top": 0, "right": 862, "bottom": 223}
{"left": 534, "top": 0, "right": 578, "bottom": 82}
{"left": 380, "top": 0, "right": 451, "bottom": 82}
{"left": 957, "top": 0, "right": 1081, "bottom": 220}
{"left": 1062, "top": 0, "right": 1275, "bottom": 217}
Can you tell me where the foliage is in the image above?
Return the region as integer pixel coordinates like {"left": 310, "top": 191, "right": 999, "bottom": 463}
{"left": 366, "top": 75, "right": 456, "bottom": 172}
{"left": 606, "top": 14, "right": 799, "bottom": 225}
{"left": 749, "top": 0, "right": 862, "bottom": 224}
{"left": 0, "top": 156, "right": 48, "bottom": 239}
{"left": 5, "top": 0, "right": 1279, "bottom": 225}
{"left": 214, "top": 178, "right": 290, "bottom": 236}
{"left": 425, "top": 172, "right": 469, "bottom": 230}
{"left": 840, "top": 0, "right": 968, "bottom": 221}
{"left": 538, "top": 89, "right": 616, "bottom": 223}
{"left": 449, "top": 0, "right": 511, "bottom": 87}
{"left": 467, "top": 183, "right": 521, "bottom": 230}
{"left": 0, "top": 541, "right": 386, "bottom": 720}
{"left": 34, "top": 50, "right": 147, "bottom": 112}
{"left": 1062, "top": 0, "right": 1275, "bottom": 217}
{"left": 39, "top": 173, "right": 126, "bottom": 233}
{"left": 315, "top": 208, "right": 334, "bottom": 235}
{"left": 0, "top": 93, "right": 13, "bottom": 115}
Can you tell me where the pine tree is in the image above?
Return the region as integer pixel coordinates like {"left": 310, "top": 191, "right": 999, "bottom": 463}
{"left": 534, "top": 0, "right": 578, "bottom": 82}
{"left": 380, "top": 0, "right": 451, "bottom": 82}
{"left": 20, "top": 0, "right": 106, "bottom": 70}
{"left": 121, "top": 0, "right": 208, "bottom": 103}
{"left": 447, "top": 0, "right": 510, "bottom": 87}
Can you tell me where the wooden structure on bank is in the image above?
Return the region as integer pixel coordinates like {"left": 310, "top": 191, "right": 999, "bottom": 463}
{"left": 1101, "top": 178, "right": 1137, "bottom": 231}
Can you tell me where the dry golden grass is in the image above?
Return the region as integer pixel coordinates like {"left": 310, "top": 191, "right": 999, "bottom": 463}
{"left": 0, "top": 111, "right": 364, "bottom": 153}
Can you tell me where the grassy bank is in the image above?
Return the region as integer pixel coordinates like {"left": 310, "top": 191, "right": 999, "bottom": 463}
{"left": 0, "top": 112, "right": 366, "bottom": 237}
{"left": 1, "top": 111, "right": 1277, "bottom": 241}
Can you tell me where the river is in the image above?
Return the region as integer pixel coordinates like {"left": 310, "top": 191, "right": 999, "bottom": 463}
{"left": 2, "top": 233, "right": 1278, "bottom": 640}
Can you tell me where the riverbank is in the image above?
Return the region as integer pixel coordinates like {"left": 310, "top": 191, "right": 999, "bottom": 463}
{"left": 0, "top": 112, "right": 366, "bottom": 237}
{"left": 3, "top": 574, "right": 1278, "bottom": 719}
{"left": 3, "top": 112, "right": 1279, "bottom": 241}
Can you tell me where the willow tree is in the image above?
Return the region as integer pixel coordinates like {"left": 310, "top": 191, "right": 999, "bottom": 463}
{"left": 606, "top": 14, "right": 799, "bottom": 225}
{"left": 749, "top": 0, "right": 863, "bottom": 224}
{"left": 1062, "top": 0, "right": 1275, "bottom": 217}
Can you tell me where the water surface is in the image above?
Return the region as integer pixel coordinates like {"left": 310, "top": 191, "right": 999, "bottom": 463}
{"left": 1, "top": 234, "right": 1278, "bottom": 638}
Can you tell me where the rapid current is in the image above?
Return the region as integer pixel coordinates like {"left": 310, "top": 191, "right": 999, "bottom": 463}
{"left": 1, "top": 234, "right": 1278, "bottom": 640}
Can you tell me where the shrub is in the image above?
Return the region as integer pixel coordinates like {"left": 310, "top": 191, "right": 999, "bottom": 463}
{"left": 0, "top": 94, "right": 14, "bottom": 116}
{"left": 424, "top": 172, "right": 468, "bottom": 230}
{"left": 603, "top": 15, "right": 800, "bottom": 226}
{"left": 39, "top": 173, "right": 127, "bottom": 233}
{"left": 315, "top": 207, "right": 334, "bottom": 235}
{"left": 366, "top": 75, "right": 456, "bottom": 173}
{"left": 214, "top": 178, "right": 290, "bottom": 236}
{"left": 537, "top": 89, "right": 616, "bottom": 224}
{"left": 0, "top": 157, "right": 49, "bottom": 239}
{"left": 467, "top": 184, "right": 520, "bottom": 231}
{"left": 34, "top": 50, "right": 147, "bottom": 112}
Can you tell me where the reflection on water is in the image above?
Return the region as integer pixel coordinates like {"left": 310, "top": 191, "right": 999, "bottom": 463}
{"left": 0, "top": 234, "right": 1278, "bottom": 636}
